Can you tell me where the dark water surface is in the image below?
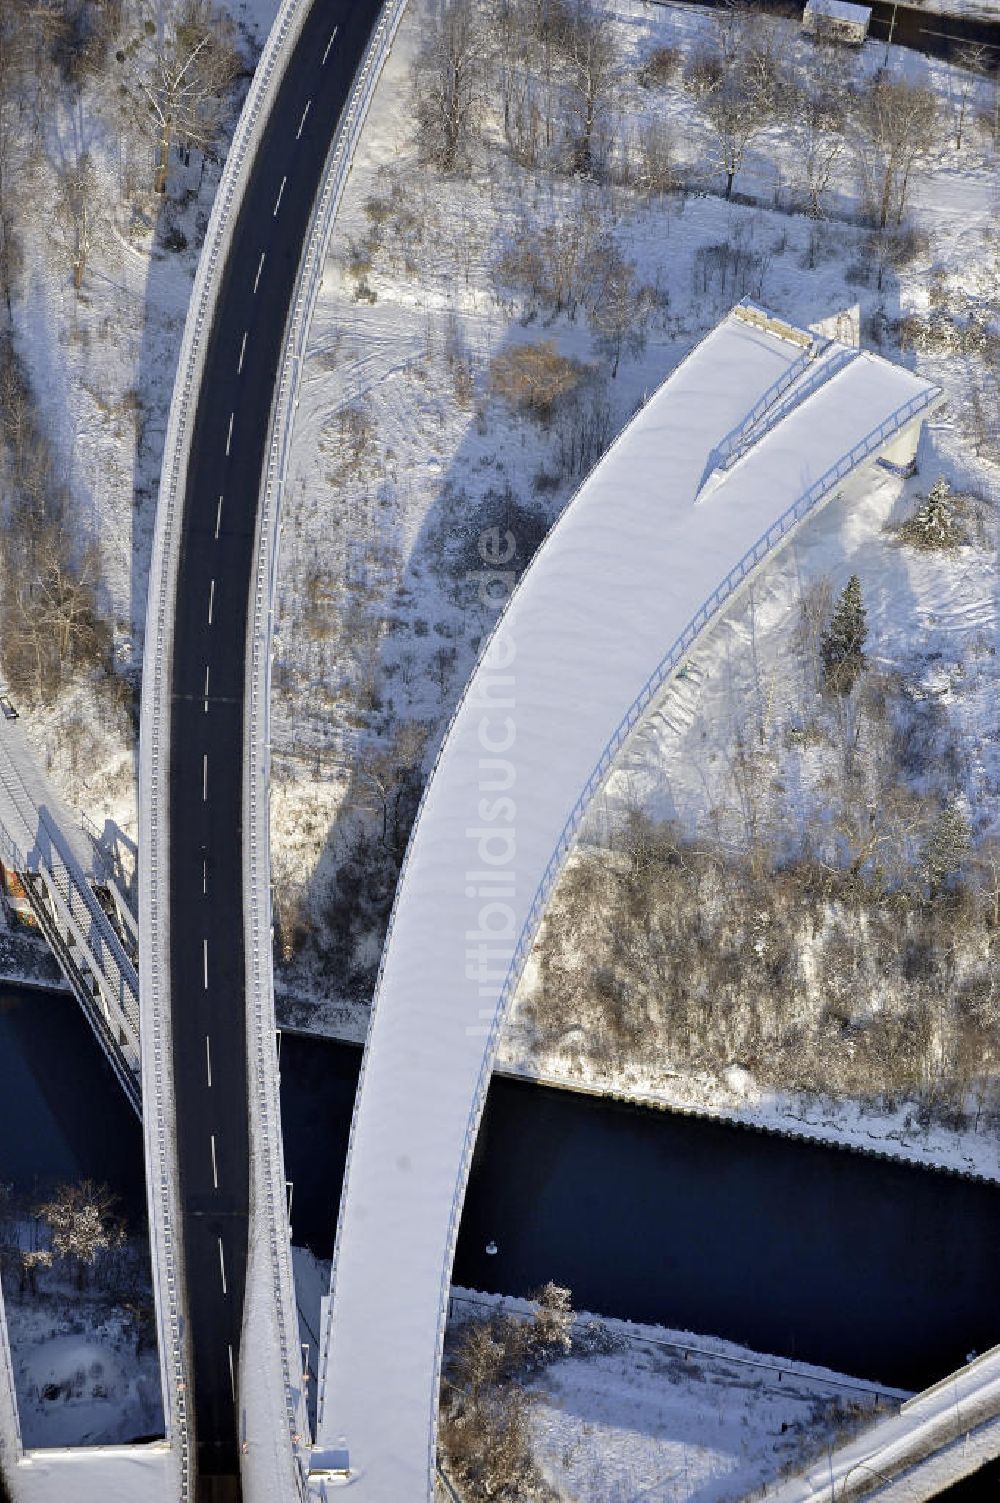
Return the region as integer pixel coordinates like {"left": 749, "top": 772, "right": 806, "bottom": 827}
{"left": 4, "top": 991, "right": 1000, "bottom": 1397}
{"left": 277, "top": 1031, "right": 1000, "bottom": 1393}
{"left": 0, "top": 985, "right": 146, "bottom": 1218}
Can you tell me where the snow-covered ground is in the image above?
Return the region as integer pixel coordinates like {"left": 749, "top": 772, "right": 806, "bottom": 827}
{"left": 466, "top": 1296, "right": 905, "bottom": 1503}
{"left": 0, "top": 1215, "right": 162, "bottom": 1452}
{"left": 8, "top": 1325, "right": 160, "bottom": 1451}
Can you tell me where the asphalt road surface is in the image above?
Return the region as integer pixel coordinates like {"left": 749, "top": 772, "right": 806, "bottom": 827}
{"left": 168, "top": 0, "right": 382, "bottom": 1494}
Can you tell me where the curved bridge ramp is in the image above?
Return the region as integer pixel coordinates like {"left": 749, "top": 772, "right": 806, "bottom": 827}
{"left": 0, "top": 710, "right": 140, "bottom": 1112}
{"left": 767, "top": 1343, "right": 1000, "bottom": 1501}
{"left": 316, "top": 305, "right": 943, "bottom": 1499}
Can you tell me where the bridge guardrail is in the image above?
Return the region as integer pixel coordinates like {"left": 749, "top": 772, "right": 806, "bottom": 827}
{"left": 711, "top": 345, "right": 860, "bottom": 478}
{"left": 709, "top": 341, "right": 817, "bottom": 473}
{"left": 140, "top": 0, "right": 324, "bottom": 1492}
{"left": 243, "top": 0, "right": 409, "bottom": 1485}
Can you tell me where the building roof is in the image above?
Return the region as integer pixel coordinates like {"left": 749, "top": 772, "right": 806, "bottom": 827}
{"left": 804, "top": 0, "right": 873, "bottom": 25}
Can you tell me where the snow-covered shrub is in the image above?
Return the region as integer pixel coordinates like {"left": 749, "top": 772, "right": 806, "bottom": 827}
{"left": 440, "top": 1287, "right": 576, "bottom": 1500}
{"left": 488, "top": 341, "right": 589, "bottom": 424}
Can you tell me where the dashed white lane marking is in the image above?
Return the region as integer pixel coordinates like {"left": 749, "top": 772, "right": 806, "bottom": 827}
{"left": 202, "top": 856, "right": 208, "bottom": 895}
{"left": 203, "top": 937, "right": 209, "bottom": 990}
{"left": 322, "top": 26, "right": 337, "bottom": 63}
{"left": 253, "top": 251, "right": 265, "bottom": 295}
{"left": 211, "top": 1134, "right": 219, "bottom": 1189}
{"left": 225, "top": 411, "right": 234, "bottom": 455}
{"left": 228, "top": 1343, "right": 235, "bottom": 1398}
{"left": 219, "top": 1238, "right": 227, "bottom": 1295}
{"left": 215, "top": 495, "right": 224, "bottom": 539}
{"left": 273, "top": 175, "right": 287, "bottom": 217}
{"left": 208, "top": 578, "right": 215, "bottom": 625}
{"left": 206, "top": 1034, "right": 213, "bottom": 1087}
{"left": 296, "top": 99, "right": 311, "bottom": 139}
{"left": 203, "top": 664, "right": 210, "bottom": 713}
{"left": 237, "top": 331, "right": 248, "bottom": 374}
{"left": 202, "top": 753, "right": 208, "bottom": 802}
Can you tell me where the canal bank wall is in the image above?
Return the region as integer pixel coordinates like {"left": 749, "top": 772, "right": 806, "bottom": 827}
{"left": 272, "top": 992, "right": 1000, "bottom": 1188}
{"left": 489, "top": 1057, "right": 1000, "bottom": 1188}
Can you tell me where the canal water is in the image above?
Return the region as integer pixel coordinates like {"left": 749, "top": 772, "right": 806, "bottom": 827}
{"left": 3, "top": 987, "right": 1000, "bottom": 1396}
{"left": 0, "top": 985, "right": 146, "bottom": 1218}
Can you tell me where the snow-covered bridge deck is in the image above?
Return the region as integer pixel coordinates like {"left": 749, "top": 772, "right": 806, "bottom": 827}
{"left": 316, "top": 305, "right": 943, "bottom": 1498}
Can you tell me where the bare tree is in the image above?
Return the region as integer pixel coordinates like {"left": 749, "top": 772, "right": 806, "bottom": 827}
{"left": 0, "top": 4, "right": 28, "bottom": 322}
{"left": 561, "top": 0, "right": 618, "bottom": 175}
{"left": 695, "top": 31, "right": 778, "bottom": 200}
{"left": 977, "top": 68, "right": 1000, "bottom": 151}
{"left": 0, "top": 336, "right": 110, "bottom": 701}
{"left": 351, "top": 719, "right": 428, "bottom": 852}
{"left": 948, "top": 44, "right": 989, "bottom": 150}
{"left": 632, "top": 115, "right": 676, "bottom": 196}
{"left": 34, "top": 1181, "right": 125, "bottom": 1290}
{"left": 585, "top": 240, "right": 657, "bottom": 377}
{"left": 121, "top": 0, "right": 242, "bottom": 194}
{"left": 413, "top": 0, "right": 482, "bottom": 173}
{"left": 3, "top": 523, "right": 109, "bottom": 700}
{"left": 849, "top": 75, "right": 937, "bottom": 229}
{"left": 56, "top": 149, "right": 97, "bottom": 291}
{"left": 796, "top": 83, "right": 846, "bottom": 219}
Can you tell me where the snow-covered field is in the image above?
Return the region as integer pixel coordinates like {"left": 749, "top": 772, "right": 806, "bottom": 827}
{"left": 8, "top": 1322, "right": 160, "bottom": 1451}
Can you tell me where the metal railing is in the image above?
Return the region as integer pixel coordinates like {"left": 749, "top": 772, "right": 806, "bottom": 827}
{"left": 243, "top": 0, "right": 410, "bottom": 1486}
{"left": 22, "top": 871, "right": 142, "bottom": 1115}
{"left": 447, "top": 1289, "right": 906, "bottom": 1405}
{"left": 706, "top": 341, "right": 818, "bottom": 477}
{"left": 0, "top": 1275, "right": 22, "bottom": 1464}
{"left": 900, "top": 1344, "right": 1000, "bottom": 1414}
{"left": 709, "top": 344, "right": 860, "bottom": 479}
{"left": 0, "top": 744, "right": 141, "bottom": 1074}
{"left": 139, "top": 0, "right": 321, "bottom": 1492}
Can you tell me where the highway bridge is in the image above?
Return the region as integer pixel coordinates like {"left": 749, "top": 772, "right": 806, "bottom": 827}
{"left": 138, "top": 0, "right": 386, "bottom": 1497}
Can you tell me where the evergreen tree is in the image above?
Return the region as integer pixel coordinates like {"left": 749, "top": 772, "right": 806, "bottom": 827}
{"left": 821, "top": 575, "right": 867, "bottom": 695}
{"left": 899, "top": 478, "right": 963, "bottom": 551}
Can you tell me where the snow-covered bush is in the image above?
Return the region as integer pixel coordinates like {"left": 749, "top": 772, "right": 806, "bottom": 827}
{"left": 440, "top": 1287, "right": 576, "bottom": 1500}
